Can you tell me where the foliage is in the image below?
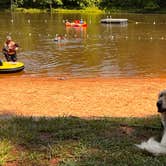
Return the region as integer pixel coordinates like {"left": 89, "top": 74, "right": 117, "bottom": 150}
{"left": 0, "top": 0, "right": 166, "bottom": 12}
{"left": 144, "top": 0, "right": 160, "bottom": 11}
{"left": 37, "top": 0, "right": 63, "bottom": 8}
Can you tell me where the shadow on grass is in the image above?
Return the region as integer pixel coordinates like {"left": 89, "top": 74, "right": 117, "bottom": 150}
{"left": 0, "top": 112, "right": 165, "bottom": 166}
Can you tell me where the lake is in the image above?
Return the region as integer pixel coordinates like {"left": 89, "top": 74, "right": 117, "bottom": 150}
{"left": 0, "top": 12, "right": 166, "bottom": 78}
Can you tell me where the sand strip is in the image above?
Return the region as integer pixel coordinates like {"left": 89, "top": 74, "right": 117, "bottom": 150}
{"left": 0, "top": 77, "right": 165, "bottom": 118}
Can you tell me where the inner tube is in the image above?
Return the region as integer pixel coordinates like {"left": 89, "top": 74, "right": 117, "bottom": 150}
{"left": 0, "top": 61, "right": 24, "bottom": 73}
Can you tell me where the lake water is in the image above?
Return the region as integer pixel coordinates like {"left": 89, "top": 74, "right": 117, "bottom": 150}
{"left": 0, "top": 12, "right": 166, "bottom": 78}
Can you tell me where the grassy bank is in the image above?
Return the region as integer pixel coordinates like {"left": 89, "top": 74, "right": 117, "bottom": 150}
{"left": 14, "top": 7, "right": 104, "bottom": 14}
{"left": 11, "top": 7, "right": 166, "bottom": 14}
{"left": 0, "top": 115, "right": 166, "bottom": 166}
{"left": 104, "top": 7, "right": 166, "bottom": 14}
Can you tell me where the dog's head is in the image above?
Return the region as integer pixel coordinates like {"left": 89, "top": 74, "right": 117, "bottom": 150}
{"left": 157, "top": 90, "right": 166, "bottom": 113}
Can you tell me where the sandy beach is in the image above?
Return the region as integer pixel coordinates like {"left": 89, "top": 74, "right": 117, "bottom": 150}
{"left": 0, "top": 76, "right": 165, "bottom": 118}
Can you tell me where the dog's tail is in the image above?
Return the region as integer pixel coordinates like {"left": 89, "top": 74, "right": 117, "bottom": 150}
{"left": 135, "top": 131, "right": 166, "bottom": 155}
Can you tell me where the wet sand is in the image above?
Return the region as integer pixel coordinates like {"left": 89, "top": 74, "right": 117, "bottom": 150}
{"left": 0, "top": 77, "right": 165, "bottom": 118}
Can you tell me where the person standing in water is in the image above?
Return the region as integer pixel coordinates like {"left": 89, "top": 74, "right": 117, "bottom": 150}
{"left": 2, "top": 36, "right": 19, "bottom": 62}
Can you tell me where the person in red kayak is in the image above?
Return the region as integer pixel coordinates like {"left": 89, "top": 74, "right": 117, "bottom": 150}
{"left": 2, "top": 36, "right": 19, "bottom": 62}
{"left": 74, "top": 20, "right": 80, "bottom": 24}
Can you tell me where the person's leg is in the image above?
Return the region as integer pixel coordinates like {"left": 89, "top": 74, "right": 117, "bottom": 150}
{"left": 11, "top": 54, "right": 17, "bottom": 62}
{"left": 0, "top": 60, "right": 3, "bottom": 66}
{"left": 4, "top": 52, "right": 11, "bottom": 61}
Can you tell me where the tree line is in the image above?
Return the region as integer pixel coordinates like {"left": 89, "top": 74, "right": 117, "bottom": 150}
{"left": 1, "top": 0, "right": 166, "bottom": 11}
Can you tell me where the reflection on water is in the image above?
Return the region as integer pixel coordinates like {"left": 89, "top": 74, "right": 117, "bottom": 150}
{"left": 0, "top": 12, "right": 166, "bottom": 78}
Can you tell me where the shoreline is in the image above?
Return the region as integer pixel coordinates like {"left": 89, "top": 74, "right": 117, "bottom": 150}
{"left": 2, "top": 7, "right": 166, "bottom": 14}
{"left": 0, "top": 76, "right": 165, "bottom": 118}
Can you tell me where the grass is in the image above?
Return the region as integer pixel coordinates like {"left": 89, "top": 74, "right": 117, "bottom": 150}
{"left": 52, "top": 7, "right": 104, "bottom": 14}
{"left": 104, "top": 7, "right": 166, "bottom": 14}
{"left": 4, "top": 7, "right": 166, "bottom": 14}
{"left": 0, "top": 115, "right": 166, "bottom": 165}
{"left": 14, "top": 7, "right": 104, "bottom": 14}
{"left": 0, "top": 140, "right": 13, "bottom": 165}
{"left": 14, "top": 8, "right": 48, "bottom": 13}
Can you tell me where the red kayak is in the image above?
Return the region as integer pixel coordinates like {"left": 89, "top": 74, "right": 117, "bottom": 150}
{"left": 65, "top": 20, "right": 87, "bottom": 28}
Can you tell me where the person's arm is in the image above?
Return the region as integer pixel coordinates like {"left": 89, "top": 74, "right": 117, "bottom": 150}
{"left": 15, "top": 43, "right": 19, "bottom": 47}
{"left": 15, "top": 43, "right": 19, "bottom": 50}
{"left": 2, "top": 43, "right": 8, "bottom": 52}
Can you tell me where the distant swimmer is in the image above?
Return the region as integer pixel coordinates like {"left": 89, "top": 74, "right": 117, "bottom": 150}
{"left": 54, "top": 34, "right": 67, "bottom": 42}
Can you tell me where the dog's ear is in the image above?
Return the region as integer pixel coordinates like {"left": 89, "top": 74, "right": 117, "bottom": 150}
{"left": 159, "top": 90, "right": 166, "bottom": 98}
{"left": 158, "top": 92, "right": 163, "bottom": 98}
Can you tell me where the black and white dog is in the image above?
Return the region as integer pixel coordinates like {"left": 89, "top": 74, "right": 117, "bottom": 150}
{"left": 136, "top": 90, "right": 166, "bottom": 155}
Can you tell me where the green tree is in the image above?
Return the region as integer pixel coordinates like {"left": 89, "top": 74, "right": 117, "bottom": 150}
{"left": 38, "top": 0, "right": 63, "bottom": 9}
{"left": 0, "top": 0, "right": 165, "bottom": 12}
{"left": 62, "top": 0, "right": 101, "bottom": 9}
{"left": 0, "top": 0, "right": 10, "bottom": 8}
{"left": 143, "top": 0, "right": 159, "bottom": 10}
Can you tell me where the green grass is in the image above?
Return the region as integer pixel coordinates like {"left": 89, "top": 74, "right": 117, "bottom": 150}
{"left": 14, "top": 7, "right": 104, "bottom": 14}
{"left": 52, "top": 7, "right": 104, "bottom": 14}
{"left": 104, "top": 7, "right": 166, "bottom": 14}
{"left": 0, "top": 140, "right": 13, "bottom": 165}
{"left": 0, "top": 115, "right": 165, "bottom": 166}
{"left": 5, "top": 7, "right": 166, "bottom": 14}
{"left": 15, "top": 8, "right": 48, "bottom": 13}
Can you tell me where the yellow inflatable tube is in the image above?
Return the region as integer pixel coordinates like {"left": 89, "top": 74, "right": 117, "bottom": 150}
{"left": 0, "top": 61, "right": 24, "bottom": 73}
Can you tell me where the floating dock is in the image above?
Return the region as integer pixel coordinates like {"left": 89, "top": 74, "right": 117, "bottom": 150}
{"left": 101, "top": 23, "right": 128, "bottom": 28}
{"left": 101, "top": 18, "right": 128, "bottom": 24}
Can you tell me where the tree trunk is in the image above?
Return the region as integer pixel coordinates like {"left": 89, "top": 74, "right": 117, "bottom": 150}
{"left": 50, "top": 3, "right": 52, "bottom": 13}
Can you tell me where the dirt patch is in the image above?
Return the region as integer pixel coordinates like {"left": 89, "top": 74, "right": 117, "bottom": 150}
{"left": 0, "top": 76, "right": 165, "bottom": 118}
